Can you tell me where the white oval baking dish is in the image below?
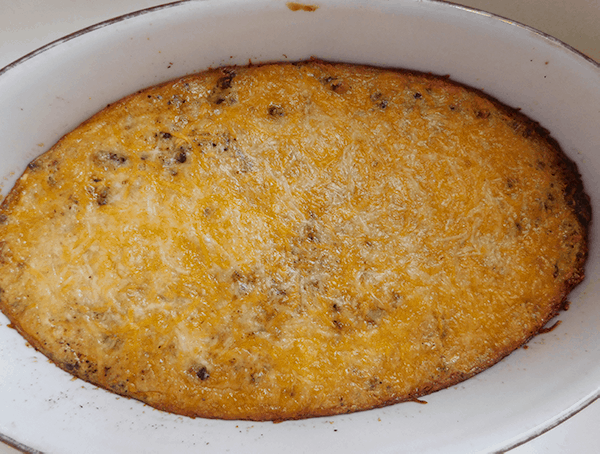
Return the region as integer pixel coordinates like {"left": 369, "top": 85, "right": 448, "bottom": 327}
{"left": 0, "top": 1, "right": 599, "bottom": 453}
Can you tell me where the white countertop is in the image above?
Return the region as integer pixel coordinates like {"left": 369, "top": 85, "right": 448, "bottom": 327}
{"left": 0, "top": 1, "right": 598, "bottom": 452}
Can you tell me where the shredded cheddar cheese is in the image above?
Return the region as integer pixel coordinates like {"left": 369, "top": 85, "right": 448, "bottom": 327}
{"left": 0, "top": 61, "right": 590, "bottom": 421}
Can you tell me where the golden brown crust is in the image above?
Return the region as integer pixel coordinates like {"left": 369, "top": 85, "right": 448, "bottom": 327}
{"left": 0, "top": 60, "right": 590, "bottom": 421}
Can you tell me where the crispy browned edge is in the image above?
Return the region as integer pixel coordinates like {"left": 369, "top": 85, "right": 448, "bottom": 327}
{"left": 0, "top": 59, "right": 592, "bottom": 422}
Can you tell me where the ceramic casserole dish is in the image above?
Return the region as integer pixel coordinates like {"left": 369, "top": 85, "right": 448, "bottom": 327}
{"left": 0, "top": 0, "right": 599, "bottom": 452}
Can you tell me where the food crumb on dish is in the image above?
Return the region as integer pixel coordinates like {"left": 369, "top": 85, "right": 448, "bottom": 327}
{"left": 286, "top": 2, "right": 319, "bottom": 12}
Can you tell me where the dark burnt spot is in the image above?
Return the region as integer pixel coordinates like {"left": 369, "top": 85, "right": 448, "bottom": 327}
{"left": 216, "top": 70, "right": 236, "bottom": 90}
{"left": 159, "top": 131, "right": 173, "bottom": 140}
{"left": 157, "top": 142, "right": 192, "bottom": 169}
{"left": 208, "top": 93, "right": 237, "bottom": 106}
{"left": 268, "top": 104, "right": 285, "bottom": 117}
{"left": 169, "top": 94, "right": 186, "bottom": 107}
{"left": 368, "top": 377, "right": 383, "bottom": 390}
{"left": 27, "top": 161, "right": 40, "bottom": 171}
{"left": 195, "top": 366, "right": 210, "bottom": 381}
{"left": 250, "top": 372, "right": 260, "bottom": 384}
{"left": 476, "top": 110, "right": 490, "bottom": 119}
{"left": 563, "top": 180, "right": 592, "bottom": 227}
{"left": 506, "top": 177, "right": 517, "bottom": 189}
{"left": 333, "top": 319, "right": 343, "bottom": 329}
{"left": 215, "top": 76, "right": 231, "bottom": 89}
{"left": 437, "top": 362, "right": 450, "bottom": 372}
{"left": 413, "top": 92, "right": 422, "bottom": 99}
{"left": 175, "top": 150, "right": 187, "bottom": 163}
{"left": 109, "top": 153, "right": 126, "bottom": 164}
{"left": 553, "top": 264, "right": 559, "bottom": 278}
{"left": 323, "top": 76, "right": 349, "bottom": 94}
{"left": 332, "top": 303, "right": 339, "bottom": 312}
{"left": 370, "top": 92, "right": 388, "bottom": 109}
{"left": 82, "top": 360, "right": 98, "bottom": 377}
{"left": 95, "top": 187, "right": 110, "bottom": 206}
{"left": 208, "top": 70, "right": 237, "bottom": 106}
{"left": 449, "top": 105, "right": 457, "bottom": 111}
{"left": 64, "top": 361, "right": 79, "bottom": 372}
{"left": 536, "top": 160, "right": 546, "bottom": 170}
{"left": 511, "top": 120, "right": 539, "bottom": 139}
{"left": 92, "top": 150, "right": 128, "bottom": 169}
{"left": 515, "top": 221, "right": 522, "bottom": 232}
{"left": 0, "top": 214, "right": 7, "bottom": 224}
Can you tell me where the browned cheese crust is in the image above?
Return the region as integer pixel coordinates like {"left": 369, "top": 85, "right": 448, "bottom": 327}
{"left": 0, "top": 61, "right": 591, "bottom": 421}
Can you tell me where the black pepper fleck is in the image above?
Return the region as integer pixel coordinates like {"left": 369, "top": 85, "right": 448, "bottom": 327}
{"left": 268, "top": 105, "right": 285, "bottom": 117}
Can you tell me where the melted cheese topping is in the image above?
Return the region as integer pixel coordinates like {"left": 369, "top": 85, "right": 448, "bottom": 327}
{"left": 0, "top": 61, "right": 588, "bottom": 420}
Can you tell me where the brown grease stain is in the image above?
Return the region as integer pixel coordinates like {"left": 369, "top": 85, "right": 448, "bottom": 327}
{"left": 286, "top": 2, "right": 319, "bottom": 12}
